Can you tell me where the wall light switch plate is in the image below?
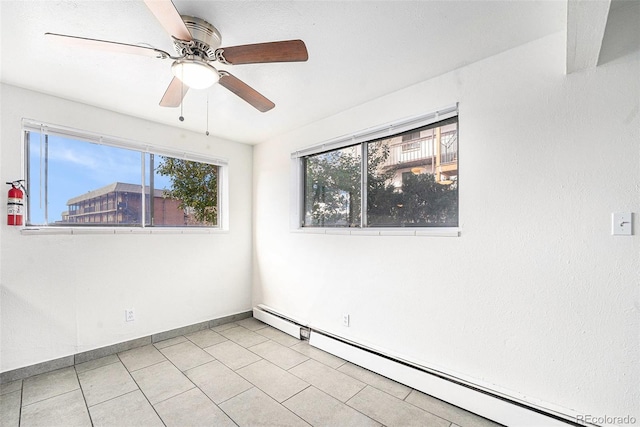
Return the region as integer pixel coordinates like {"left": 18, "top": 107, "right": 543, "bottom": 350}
{"left": 612, "top": 213, "right": 632, "bottom": 236}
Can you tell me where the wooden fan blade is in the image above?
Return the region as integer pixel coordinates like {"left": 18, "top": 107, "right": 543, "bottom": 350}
{"left": 219, "top": 72, "right": 275, "bottom": 112}
{"left": 160, "top": 77, "right": 189, "bottom": 107}
{"left": 143, "top": 0, "right": 192, "bottom": 41}
{"left": 217, "top": 40, "right": 308, "bottom": 65}
{"left": 45, "top": 33, "right": 170, "bottom": 58}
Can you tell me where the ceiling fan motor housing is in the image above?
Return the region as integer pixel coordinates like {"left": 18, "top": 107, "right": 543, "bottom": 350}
{"left": 175, "top": 15, "right": 222, "bottom": 60}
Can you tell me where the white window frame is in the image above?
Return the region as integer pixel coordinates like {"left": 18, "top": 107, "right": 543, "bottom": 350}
{"left": 21, "top": 119, "right": 229, "bottom": 235}
{"left": 290, "top": 104, "right": 460, "bottom": 237}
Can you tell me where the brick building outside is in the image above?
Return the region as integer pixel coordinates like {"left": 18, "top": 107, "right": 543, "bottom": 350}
{"left": 63, "top": 182, "right": 193, "bottom": 226}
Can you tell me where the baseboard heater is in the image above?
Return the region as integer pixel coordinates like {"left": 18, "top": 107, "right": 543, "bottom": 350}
{"left": 253, "top": 305, "right": 589, "bottom": 427}
{"left": 253, "top": 304, "right": 310, "bottom": 339}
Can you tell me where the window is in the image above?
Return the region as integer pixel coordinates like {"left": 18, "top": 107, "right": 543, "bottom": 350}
{"left": 402, "top": 131, "right": 420, "bottom": 142}
{"left": 304, "top": 145, "right": 362, "bottom": 227}
{"left": 298, "top": 109, "right": 458, "bottom": 229}
{"left": 23, "top": 122, "right": 225, "bottom": 228}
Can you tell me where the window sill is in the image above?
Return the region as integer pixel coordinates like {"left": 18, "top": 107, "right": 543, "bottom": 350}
{"left": 20, "top": 227, "right": 228, "bottom": 236}
{"left": 291, "top": 227, "right": 460, "bottom": 237}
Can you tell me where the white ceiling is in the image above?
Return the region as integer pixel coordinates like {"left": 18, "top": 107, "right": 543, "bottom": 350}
{"left": 1, "top": 1, "right": 568, "bottom": 144}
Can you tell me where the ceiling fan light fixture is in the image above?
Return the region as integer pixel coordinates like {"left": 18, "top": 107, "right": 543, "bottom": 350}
{"left": 171, "top": 57, "right": 219, "bottom": 89}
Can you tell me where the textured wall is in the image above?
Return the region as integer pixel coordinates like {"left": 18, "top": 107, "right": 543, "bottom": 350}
{"left": 252, "top": 32, "right": 639, "bottom": 419}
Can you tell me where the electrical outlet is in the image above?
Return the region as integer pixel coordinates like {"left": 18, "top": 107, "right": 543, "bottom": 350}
{"left": 342, "top": 314, "right": 350, "bottom": 327}
{"left": 125, "top": 309, "right": 135, "bottom": 322}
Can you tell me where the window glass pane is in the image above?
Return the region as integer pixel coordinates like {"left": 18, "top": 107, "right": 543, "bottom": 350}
{"left": 26, "top": 131, "right": 220, "bottom": 228}
{"left": 27, "top": 132, "right": 143, "bottom": 226}
{"left": 153, "top": 155, "right": 218, "bottom": 226}
{"left": 304, "top": 145, "right": 361, "bottom": 227}
{"left": 367, "top": 118, "right": 458, "bottom": 227}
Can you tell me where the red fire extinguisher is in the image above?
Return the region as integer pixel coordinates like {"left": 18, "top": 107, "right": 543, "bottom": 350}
{"left": 6, "top": 180, "right": 25, "bottom": 226}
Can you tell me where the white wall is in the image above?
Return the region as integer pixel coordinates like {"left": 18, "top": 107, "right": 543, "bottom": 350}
{"left": 252, "top": 32, "right": 639, "bottom": 419}
{"left": 0, "top": 84, "right": 253, "bottom": 372}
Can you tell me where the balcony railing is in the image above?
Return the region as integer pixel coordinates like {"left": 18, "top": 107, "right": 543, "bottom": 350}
{"left": 68, "top": 205, "right": 118, "bottom": 217}
{"left": 383, "top": 133, "right": 457, "bottom": 169}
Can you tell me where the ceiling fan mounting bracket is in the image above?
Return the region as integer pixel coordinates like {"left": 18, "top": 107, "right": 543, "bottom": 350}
{"left": 172, "top": 15, "right": 221, "bottom": 61}
{"left": 215, "top": 49, "right": 230, "bottom": 65}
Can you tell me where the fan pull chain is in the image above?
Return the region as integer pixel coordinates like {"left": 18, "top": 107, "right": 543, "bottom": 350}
{"left": 206, "top": 95, "right": 210, "bottom": 136}
{"left": 179, "top": 77, "right": 185, "bottom": 122}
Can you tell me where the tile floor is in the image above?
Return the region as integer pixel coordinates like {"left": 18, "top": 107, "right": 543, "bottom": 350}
{"left": 0, "top": 318, "right": 503, "bottom": 427}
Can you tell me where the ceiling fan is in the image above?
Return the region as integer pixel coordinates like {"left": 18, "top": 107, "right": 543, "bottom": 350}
{"left": 45, "top": 0, "right": 308, "bottom": 112}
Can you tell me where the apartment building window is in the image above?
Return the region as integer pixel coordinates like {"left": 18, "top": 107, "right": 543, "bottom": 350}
{"left": 401, "top": 131, "right": 422, "bottom": 153}
{"left": 23, "top": 121, "right": 226, "bottom": 228}
{"left": 295, "top": 106, "right": 458, "bottom": 229}
{"left": 402, "top": 131, "right": 420, "bottom": 142}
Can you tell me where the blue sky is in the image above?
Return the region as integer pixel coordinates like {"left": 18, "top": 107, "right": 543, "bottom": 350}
{"left": 28, "top": 133, "right": 172, "bottom": 225}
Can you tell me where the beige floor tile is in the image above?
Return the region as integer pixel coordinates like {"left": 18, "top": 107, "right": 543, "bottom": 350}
{"left": 256, "top": 326, "right": 301, "bottom": 347}
{"left": 405, "top": 390, "right": 503, "bottom": 427}
{"left": 130, "top": 360, "right": 194, "bottom": 404}
{"left": 159, "top": 341, "right": 215, "bottom": 371}
{"left": 77, "top": 362, "right": 138, "bottom": 407}
{"left": 203, "top": 340, "right": 261, "bottom": 370}
{"left": 290, "top": 342, "right": 346, "bottom": 369}
{"left": 0, "top": 380, "right": 22, "bottom": 395}
{"left": 283, "top": 386, "right": 381, "bottom": 427}
{"left": 0, "top": 390, "right": 21, "bottom": 427}
{"left": 154, "top": 387, "right": 236, "bottom": 427}
{"left": 289, "top": 359, "right": 365, "bottom": 402}
{"left": 118, "top": 345, "right": 166, "bottom": 372}
{"left": 7, "top": 327, "right": 509, "bottom": 427}
{"left": 236, "top": 359, "right": 309, "bottom": 402}
{"left": 153, "top": 336, "right": 188, "bottom": 350}
{"left": 211, "top": 322, "right": 238, "bottom": 332}
{"left": 89, "top": 390, "right": 164, "bottom": 427}
{"left": 219, "top": 326, "right": 270, "bottom": 348}
{"left": 0, "top": 380, "right": 22, "bottom": 396}
{"left": 74, "top": 354, "right": 120, "bottom": 374}
{"left": 338, "top": 362, "right": 411, "bottom": 399}
{"left": 248, "top": 340, "right": 309, "bottom": 370}
{"left": 220, "top": 387, "right": 310, "bottom": 427}
{"left": 185, "top": 329, "right": 227, "bottom": 348}
{"left": 21, "top": 389, "right": 91, "bottom": 427}
{"left": 185, "top": 360, "right": 252, "bottom": 404}
{"left": 22, "top": 367, "right": 79, "bottom": 406}
{"left": 236, "top": 317, "right": 268, "bottom": 331}
{"left": 347, "top": 385, "right": 450, "bottom": 427}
